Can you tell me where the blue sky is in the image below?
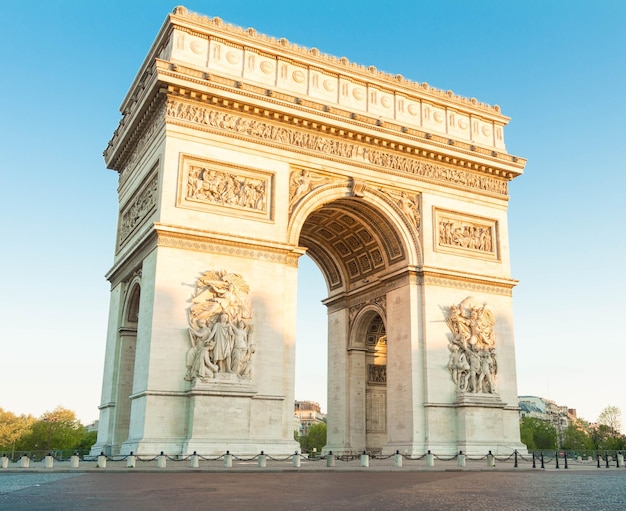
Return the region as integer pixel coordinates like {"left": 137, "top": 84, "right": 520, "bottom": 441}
{"left": 1, "top": 0, "right": 624, "bottom": 427}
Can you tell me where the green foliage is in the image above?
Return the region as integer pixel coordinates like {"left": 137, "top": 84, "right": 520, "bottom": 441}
{"left": 561, "top": 423, "right": 594, "bottom": 451}
{"left": 0, "top": 408, "right": 35, "bottom": 451}
{"left": 1, "top": 406, "right": 94, "bottom": 454}
{"left": 520, "top": 417, "right": 557, "bottom": 450}
{"left": 306, "top": 422, "right": 327, "bottom": 453}
{"left": 297, "top": 422, "right": 327, "bottom": 453}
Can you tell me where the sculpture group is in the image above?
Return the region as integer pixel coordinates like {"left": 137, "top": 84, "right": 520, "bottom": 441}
{"left": 445, "top": 297, "right": 497, "bottom": 394}
{"left": 185, "top": 270, "right": 255, "bottom": 382}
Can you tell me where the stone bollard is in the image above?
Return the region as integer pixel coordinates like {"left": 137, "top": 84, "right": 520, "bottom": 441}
{"left": 224, "top": 451, "right": 233, "bottom": 468}
{"left": 19, "top": 455, "right": 31, "bottom": 468}
{"left": 1, "top": 455, "right": 9, "bottom": 469}
{"left": 457, "top": 451, "right": 466, "bottom": 467}
{"left": 258, "top": 451, "right": 267, "bottom": 468}
{"left": 292, "top": 452, "right": 301, "bottom": 468}
{"left": 157, "top": 452, "right": 167, "bottom": 468}
{"left": 617, "top": 453, "right": 624, "bottom": 468}
{"left": 360, "top": 452, "right": 369, "bottom": 468}
{"left": 44, "top": 455, "right": 54, "bottom": 468}
{"left": 394, "top": 451, "right": 403, "bottom": 468}
{"left": 487, "top": 451, "right": 495, "bottom": 467}
{"left": 190, "top": 452, "right": 199, "bottom": 468}
{"left": 70, "top": 454, "right": 80, "bottom": 468}
{"left": 426, "top": 451, "right": 434, "bottom": 467}
{"left": 97, "top": 453, "right": 107, "bottom": 468}
{"left": 127, "top": 453, "right": 136, "bottom": 468}
{"left": 326, "top": 451, "right": 335, "bottom": 467}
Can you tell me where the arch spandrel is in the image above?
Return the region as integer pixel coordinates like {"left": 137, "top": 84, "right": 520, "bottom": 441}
{"left": 288, "top": 184, "right": 422, "bottom": 293}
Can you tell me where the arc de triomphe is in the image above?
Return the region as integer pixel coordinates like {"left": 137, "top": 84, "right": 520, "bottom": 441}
{"left": 92, "top": 6, "right": 527, "bottom": 456}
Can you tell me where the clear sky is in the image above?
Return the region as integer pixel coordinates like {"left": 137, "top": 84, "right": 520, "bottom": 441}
{"left": 1, "top": 1, "right": 625, "bottom": 428}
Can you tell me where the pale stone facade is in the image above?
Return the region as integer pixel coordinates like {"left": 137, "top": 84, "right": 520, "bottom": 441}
{"left": 92, "top": 6, "right": 527, "bottom": 456}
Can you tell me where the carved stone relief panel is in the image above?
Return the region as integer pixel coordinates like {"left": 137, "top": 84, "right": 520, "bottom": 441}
{"left": 381, "top": 189, "right": 421, "bottom": 231}
{"left": 444, "top": 297, "right": 497, "bottom": 394}
{"left": 118, "top": 170, "right": 159, "bottom": 248}
{"left": 434, "top": 208, "right": 499, "bottom": 261}
{"left": 185, "top": 270, "right": 255, "bottom": 384}
{"left": 166, "top": 98, "right": 509, "bottom": 197}
{"left": 178, "top": 154, "right": 274, "bottom": 221}
{"left": 366, "top": 391, "right": 386, "bottom": 432}
{"left": 288, "top": 167, "right": 332, "bottom": 213}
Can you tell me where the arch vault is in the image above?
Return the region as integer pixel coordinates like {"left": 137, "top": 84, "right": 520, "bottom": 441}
{"left": 92, "top": 6, "right": 527, "bottom": 456}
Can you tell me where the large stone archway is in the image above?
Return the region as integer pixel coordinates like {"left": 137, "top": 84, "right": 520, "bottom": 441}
{"left": 92, "top": 6, "right": 527, "bottom": 456}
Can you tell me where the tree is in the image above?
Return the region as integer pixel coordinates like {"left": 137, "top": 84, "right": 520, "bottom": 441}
{"left": 0, "top": 408, "right": 35, "bottom": 455}
{"left": 561, "top": 422, "right": 594, "bottom": 451}
{"left": 520, "top": 417, "right": 557, "bottom": 450}
{"left": 15, "top": 407, "right": 88, "bottom": 453}
{"left": 306, "top": 422, "right": 327, "bottom": 453}
{"left": 597, "top": 406, "right": 622, "bottom": 434}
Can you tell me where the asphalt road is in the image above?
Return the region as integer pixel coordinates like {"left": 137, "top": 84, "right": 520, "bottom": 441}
{"left": 1, "top": 470, "right": 626, "bottom": 510}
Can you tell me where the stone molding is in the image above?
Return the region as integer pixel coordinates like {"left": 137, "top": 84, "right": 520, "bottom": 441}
{"left": 419, "top": 269, "right": 516, "bottom": 296}
{"left": 169, "top": 6, "right": 504, "bottom": 117}
{"left": 155, "top": 224, "right": 302, "bottom": 266}
{"left": 165, "top": 95, "right": 510, "bottom": 198}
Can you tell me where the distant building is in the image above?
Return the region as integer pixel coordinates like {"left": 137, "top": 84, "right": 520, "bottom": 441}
{"left": 294, "top": 401, "right": 325, "bottom": 437}
{"left": 518, "top": 395, "right": 575, "bottom": 446}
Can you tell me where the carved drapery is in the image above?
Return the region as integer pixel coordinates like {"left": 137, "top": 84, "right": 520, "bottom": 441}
{"left": 185, "top": 270, "right": 255, "bottom": 383}
{"left": 444, "top": 297, "right": 497, "bottom": 394}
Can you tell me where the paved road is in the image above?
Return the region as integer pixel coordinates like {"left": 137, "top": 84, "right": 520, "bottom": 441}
{"left": 1, "top": 470, "right": 625, "bottom": 510}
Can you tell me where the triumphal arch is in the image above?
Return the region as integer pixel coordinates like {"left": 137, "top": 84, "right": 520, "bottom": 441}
{"left": 92, "top": 6, "right": 527, "bottom": 456}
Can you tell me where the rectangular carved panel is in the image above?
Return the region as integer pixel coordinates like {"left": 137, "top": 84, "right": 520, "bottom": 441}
{"left": 178, "top": 154, "right": 274, "bottom": 222}
{"left": 433, "top": 208, "right": 499, "bottom": 261}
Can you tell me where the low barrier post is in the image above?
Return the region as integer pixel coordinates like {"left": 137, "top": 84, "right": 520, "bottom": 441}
{"left": 540, "top": 452, "right": 545, "bottom": 469}
{"left": 127, "top": 452, "right": 136, "bottom": 468}
{"left": 564, "top": 452, "right": 568, "bottom": 469}
{"left": 258, "top": 451, "right": 267, "bottom": 468}
{"left": 224, "top": 451, "right": 233, "bottom": 468}
{"left": 190, "top": 451, "right": 199, "bottom": 468}
{"left": 292, "top": 451, "right": 301, "bottom": 468}
{"left": 486, "top": 450, "right": 495, "bottom": 467}
{"left": 1, "top": 455, "right": 9, "bottom": 469}
{"left": 19, "top": 455, "right": 30, "bottom": 468}
{"left": 555, "top": 453, "right": 560, "bottom": 469}
{"left": 457, "top": 451, "right": 466, "bottom": 467}
{"left": 97, "top": 452, "right": 106, "bottom": 468}
{"left": 326, "top": 451, "right": 335, "bottom": 467}
{"left": 157, "top": 452, "right": 167, "bottom": 468}
{"left": 70, "top": 453, "right": 80, "bottom": 468}
{"left": 394, "top": 450, "right": 403, "bottom": 468}
{"left": 617, "top": 452, "right": 623, "bottom": 468}
{"left": 360, "top": 451, "right": 369, "bottom": 468}
{"left": 605, "top": 451, "right": 610, "bottom": 469}
{"left": 44, "top": 454, "right": 54, "bottom": 469}
{"left": 426, "top": 450, "right": 434, "bottom": 467}
{"left": 532, "top": 451, "right": 536, "bottom": 469}
{"left": 514, "top": 450, "right": 518, "bottom": 468}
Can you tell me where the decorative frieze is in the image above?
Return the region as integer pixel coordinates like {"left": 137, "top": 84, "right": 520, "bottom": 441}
{"left": 179, "top": 155, "right": 273, "bottom": 221}
{"left": 434, "top": 208, "right": 499, "bottom": 261}
{"left": 118, "top": 172, "right": 159, "bottom": 246}
{"left": 166, "top": 98, "right": 509, "bottom": 197}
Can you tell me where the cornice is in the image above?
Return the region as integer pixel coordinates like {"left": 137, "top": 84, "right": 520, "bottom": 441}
{"left": 154, "top": 222, "right": 305, "bottom": 266}
{"left": 418, "top": 266, "right": 517, "bottom": 296}
{"left": 163, "top": 92, "right": 512, "bottom": 198}
{"left": 157, "top": 61, "right": 525, "bottom": 172}
{"left": 169, "top": 6, "right": 506, "bottom": 118}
